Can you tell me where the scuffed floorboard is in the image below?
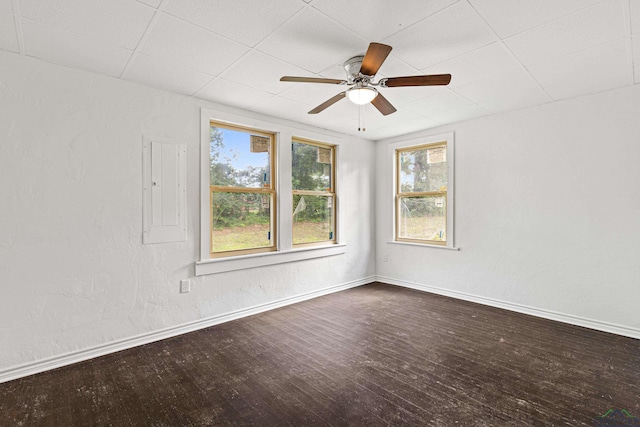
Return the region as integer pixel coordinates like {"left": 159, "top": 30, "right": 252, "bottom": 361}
{"left": 1, "top": 282, "right": 639, "bottom": 426}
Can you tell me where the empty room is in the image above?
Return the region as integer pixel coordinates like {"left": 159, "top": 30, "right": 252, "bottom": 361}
{"left": 1, "top": 0, "right": 639, "bottom": 425}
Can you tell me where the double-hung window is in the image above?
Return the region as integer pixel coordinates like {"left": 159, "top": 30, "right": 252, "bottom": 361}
{"left": 394, "top": 134, "right": 454, "bottom": 247}
{"left": 198, "top": 109, "right": 346, "bottom": 275}
{"left": 209, "top": 121, "right": 276, "bottom": 257}
{"left": 291, "top": 139, "right": 336, "bottom": 246}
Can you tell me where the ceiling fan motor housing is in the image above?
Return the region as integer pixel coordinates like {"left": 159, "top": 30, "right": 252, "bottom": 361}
{"left": 344, "top": 55, "right": 367, "bottom": 83}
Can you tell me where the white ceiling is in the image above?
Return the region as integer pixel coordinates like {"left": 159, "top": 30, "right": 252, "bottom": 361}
{"left": 2, "top": 0, "right": 639, "bottom": 140}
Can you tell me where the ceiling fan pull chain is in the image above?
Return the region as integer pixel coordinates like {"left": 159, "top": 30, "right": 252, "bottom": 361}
{"left": 362, "top": 105, "right": 366, "bottom": 132}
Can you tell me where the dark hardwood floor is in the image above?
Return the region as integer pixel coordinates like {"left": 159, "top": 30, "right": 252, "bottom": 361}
{"left": 1, "top": 282, "right": 639, "bottom": 426}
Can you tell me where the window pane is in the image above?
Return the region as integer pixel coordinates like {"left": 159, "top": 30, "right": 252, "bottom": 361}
{"left": 292, "top": 142, "right": 332, "bottom": 191}
{"left": 398, "top": 196, "right": 446, "bottom": 242}
{"left": 292, "top": 194, "right": 334, "bottom": 244}
{"left": 211, "top": 192, "right": 273, "bottom": 253}
{"left": 210, "top": 126, "right": 271, "bottom": 188}
{"left": 399, "top": 145, "right": 447, "bottom": 193}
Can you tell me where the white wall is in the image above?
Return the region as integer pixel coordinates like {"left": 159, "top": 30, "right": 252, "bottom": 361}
{"left": 376, "top": 85, "right": 640, "bottom": 336}
{"left": 0, "top": 51, "right": 376, "bottom": 373}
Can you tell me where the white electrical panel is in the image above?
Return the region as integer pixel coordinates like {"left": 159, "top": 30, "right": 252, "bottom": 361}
{"left": 142, "top": 136, "right": 187, "bottom": 244}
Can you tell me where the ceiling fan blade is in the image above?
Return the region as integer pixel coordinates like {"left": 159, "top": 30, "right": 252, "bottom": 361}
{"left": 308, "top": 92, "right": 346, "bottom": 114}
{"left": 280, "top": 76, "right": 346, "bottom": 84}
{"left": 383, "top": 74, "right": 452, "bottom": 87}
{"left": 371, "top": 93, "right": 397, "bottom": 116}
{"left": 359, "top": 43, "right": 392, "bottom": 76}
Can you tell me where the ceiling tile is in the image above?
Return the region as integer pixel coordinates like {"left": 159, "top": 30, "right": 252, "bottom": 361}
{"left": 364, "top": 108, "right": 424, "bottom": 130}
{"left": 423, "top": 42, "right": 522, "bottom": 88}
{"left": 164, "top": 0, "right": 303, "bottom": 47}
{"left": 220, "top": 50, "right": 319, "bottom": 95}
{"left": 528, "top": 39, "right": 631, "bottom": 101}
{"left": 505, "top": 0, "right": 625, "bottom": 66}
{"left": 404, "top": 90, "right": 476, "bottom": 116}
{"left": 196, "top": 78, "right": 274, "bottom": 110}
{"left": 474, "top": 88, "right": 551, "bottom": 114}
{"left": 0, "top": 0, "right": 13, "bottom": 14}
{"left": 141, "top": 14, "right": 249, "bottom": 76}
{"left": 125, "top": 54, "right": 213, "bottom": 96}
{"left": 257, "top": 7, "right": 368, "bottom": 74}
{"left": 23, "top": 20, "right": 132, "bottom": 77}
{"left": 428, "top": 102, "right": 489, "bottom": 125}
{"left": 20, "top": 0, "right": 155, "bottom": 50}
{"left": 365, "top": 115, "right": 442, "bottom": 140}
{"left": 383, "top": 1, "right": 496, "bottom": 70}
{"left": 0, "top": 13, "right": 19, "bottom": 53}
{"left": 631, "top": 0, "right": 640, "bottom": 34}
{"left": 378, "top": 85, "right": 449, "bottom": 108}
{"left": 311, "top": 0, "right": 457, "bottom": 41}
{"left": 454, "top": 68, "right": 551, "bottom": 113}
{"left": 250, "top": 95, "right": 316, "bottom": 125}
{"left": 317, "top": 63, "right": 349, "bottom": 80}
{"left": 469, "top": 0, "right": 602, "bottom": 39}
{"left": 633, "top": 35, "right": 640, "bottom": 83}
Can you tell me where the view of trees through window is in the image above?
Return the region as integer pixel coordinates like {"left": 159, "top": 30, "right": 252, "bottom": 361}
{"left": 292, "top": 140, "right": 335, "bottom": 245}
{"left": 210, "top": 123, "right": 274, "bottom": 255}
{"left": 209, "top": 124, "right": 338, "bottom": 256}
{"left": 397, "top": 143, "right": 447, "bottom": 244}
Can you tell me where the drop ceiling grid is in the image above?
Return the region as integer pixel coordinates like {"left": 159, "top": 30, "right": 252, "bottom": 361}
{"left": 2, "top": 0, "right": 640, "bottom": 139}
{"left": 466, "top": 0, "right": 606, "bottom": 39}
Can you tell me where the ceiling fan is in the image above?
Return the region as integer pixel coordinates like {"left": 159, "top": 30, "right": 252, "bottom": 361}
{"left": 280, "top": 42, "right": 452, "bottom": 116}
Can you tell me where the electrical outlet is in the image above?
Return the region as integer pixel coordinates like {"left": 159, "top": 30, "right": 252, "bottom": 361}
{"left": 383, "top": 254, "right": 389, "bottom": 262}
{"left": 180, "top": 279, "right": 191, "bottom": 293}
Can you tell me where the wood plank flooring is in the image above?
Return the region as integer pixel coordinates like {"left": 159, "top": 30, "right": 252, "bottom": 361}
{"left": 1, "top": 282, "right": 639, "bottom": 426}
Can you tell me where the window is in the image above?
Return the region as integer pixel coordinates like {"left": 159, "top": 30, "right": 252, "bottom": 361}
{"left": 292, "top": 139, "right": 336, "bottom": 246}
{"left": 197, "top": 109, "right": 346, "bottom": 275}
{"left": 209, "top": 121, "right": 276, "bottom": 257}
{"left": 395, "top": 137, "right": 453, "bottom": 247}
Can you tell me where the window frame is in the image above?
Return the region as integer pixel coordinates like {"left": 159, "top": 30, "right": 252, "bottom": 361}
{"left": 390, "top": 132, "right": 456, "bottom": 250}
{"left": 197, "top": 108, "right": 346, "bottom": 276}
{"left": 208, "top": 121, "right": 277, "bottom": 258}
{"left": 291, "top": 137, "right": 337, "bottom": 248}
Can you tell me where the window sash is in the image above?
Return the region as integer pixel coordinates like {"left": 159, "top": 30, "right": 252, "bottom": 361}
{"left": 395, "top": 193, "right": 447, "bottom": 245}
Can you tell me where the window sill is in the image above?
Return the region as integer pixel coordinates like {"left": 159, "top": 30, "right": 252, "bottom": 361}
{"left": 195, "top": 243, "right": 346, "bottom": 276}
{"left": 387, "top": 241, "right": 460, "bottom": 251}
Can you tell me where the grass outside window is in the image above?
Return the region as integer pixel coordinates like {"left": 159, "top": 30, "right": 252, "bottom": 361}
{"left": 209, "top": 122, "right": 276, "bottom": 257}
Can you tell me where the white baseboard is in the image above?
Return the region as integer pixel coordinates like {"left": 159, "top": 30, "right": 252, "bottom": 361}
{"left": 0, "top": 276, "right": 373, "bottom": 385}
{"left": 376, "top": 275, "right": 640, "bottom": 340}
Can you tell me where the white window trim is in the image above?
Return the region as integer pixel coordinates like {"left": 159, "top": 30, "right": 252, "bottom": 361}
{"left": 388, "top": 131, "right": 458, "bottom": 250}
{"left": 197, "top": 108, "right": 345, "bottom": 276}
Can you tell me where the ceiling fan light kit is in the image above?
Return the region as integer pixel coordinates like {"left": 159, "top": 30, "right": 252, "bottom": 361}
{"left": 346, "top": 86, "right": 378, "bottom": 105}
{"left": 280, "top": 42, "right": 452, "bottom": 120}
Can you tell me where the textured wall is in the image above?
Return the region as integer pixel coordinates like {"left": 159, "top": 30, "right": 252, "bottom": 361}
{"left": 0, "top": 51, "right": 376, "bottom": 370}
{"left": 376, "top": 84, "right": 640, "bottom": 332}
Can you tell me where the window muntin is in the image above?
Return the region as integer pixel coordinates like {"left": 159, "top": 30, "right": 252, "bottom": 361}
{"left": 210, "top": 121, "right": 276, "bottom": 257}
{"left": 292, "top": 139, "right": 336, "bottom": 246}
{"left": 396, "top": 142, "right": 447, "bottom": 245}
